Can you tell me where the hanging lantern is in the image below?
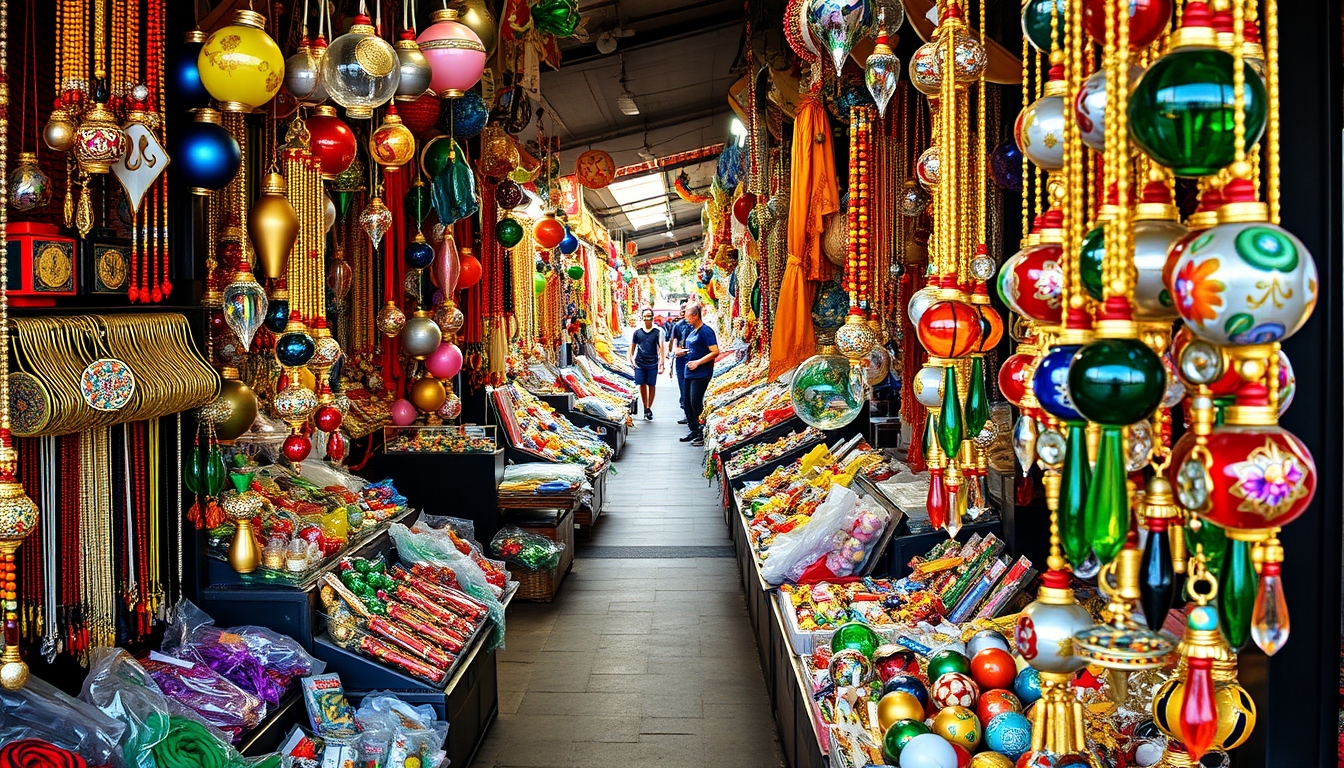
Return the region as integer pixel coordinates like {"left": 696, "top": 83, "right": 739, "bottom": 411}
{"left": 576, "top": 150, "right": 616, "bottom": 190}
{"left": 534, "top": 215, "right": 567, "bottom": 250}
{"left": 320, "top": 15, "right": 400, "bottom": 119}
{"left": 1015, "top": 74, "right": 1067, "bottom": 172}
{"left": 864, "top": 22, "right": 900, "bottom": 118}
{"left": 307, "top": 106, "right": 357, "bottom": 179}
{"left": 417, "top": 9, "right": 487, "bottom": 98}
{"left": 249, "top": 172, "right": 299, "bottom": 280}
{"left": 395, "top": 31, "right": 433, "bottom": 101}
{"left": 804, "top": 0, "right": 872, "bottom": 75}
{"left": 222, "top": 263, "right": 269, "bottom": 351}
{"left": 9, "top": 153, "right": 51, "bottom": 212}
{"left": 197, "top": 10, "right": 285, "bottom": 112}
{"left": 173, "top": 29, "right": 213, "bottom": 110}
{"left": 284, "top": 44, "right": 328, "bottom": 106}
{"left": 360, "top": 196, "right": 393, "bottom": 248}
{"left": 369, "top": 106, "right": 416, "bottom": 168}
{"left": 178, "top": 108, "right": 241, "bottom": 195}
{"left": 1128, "top": 4, "right": 1266, "bottom": 177}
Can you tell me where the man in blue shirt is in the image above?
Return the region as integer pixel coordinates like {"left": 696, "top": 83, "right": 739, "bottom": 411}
{"left": 677, "top": 303, "right": 719, "bottom": 446}
{"left": 628, "top": 309, "right": 665, "bottom": 420}
{"left": 668, "top": 301, "right": 693, "bottom": 421}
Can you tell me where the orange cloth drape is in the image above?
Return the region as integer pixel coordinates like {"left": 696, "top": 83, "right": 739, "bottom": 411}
{"left": 768, "top": 95, "right": 839, "bottom": 380}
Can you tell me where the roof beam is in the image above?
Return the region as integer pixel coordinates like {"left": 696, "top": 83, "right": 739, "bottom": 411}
{"left": 561, "top": 15, "right": 741, "bottom": 67}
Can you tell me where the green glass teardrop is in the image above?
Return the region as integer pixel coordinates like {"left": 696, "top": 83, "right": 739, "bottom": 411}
{"left": 183, "top": 446, "right": 202, "bottom": 494}
{"left": 205, "top": 447, "right": 228, "bottom": 497}
{"left": 1085, "top": 426, "right": 1129, "bottom": 564}
{"left": 964, "top": 357, "right": 990, "bottom": 438}
{"left": 938, "top": 366, "right": 963, "bottom": 458}
{"left": 1218, "top": 539, "right": 1258, "bottom": 652}
{"left": 1060, "top": 424, "right": 1092, "bottom": 568}
{"left": 922, "top": 410, "right": 936, "bottom": 458}
{"left": 1185, "top": 520, "right": 1228, "bottom": 579}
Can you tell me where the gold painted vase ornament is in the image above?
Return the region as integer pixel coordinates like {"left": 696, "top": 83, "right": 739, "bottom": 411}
{"left": 222, "top": 471, "right": 266, "bottom": 573}
{"left": 369, "top": 107, "right": 416, "bottom": 168}
{"left": 73, "top": 102, "right": 129, "bottom": 174}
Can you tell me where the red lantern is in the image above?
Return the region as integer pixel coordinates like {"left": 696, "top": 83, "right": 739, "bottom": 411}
{"left": 917, "top": 300, "right": 983, "bottom": 359}
{"left": 307, "top": 106, "right": 357, "bottom": 179}
{"left": 283, "top": 434, "right": 312, "bottom": 462}
{"left": 400, "top": 93, "right": 442, "bottom": 137}
{"left": 732, "top": 192, "right": 757, "bottom": 226}
{"left": 575, "top": 149, "right": 616, "bottom": 189}
{"left": 534, "top": 215, "right": 566, "bottom": 250}
{"left": 459, "top": 252, "right": 482, "bottom": 289}
{"left": 1004, "top": 241, "right": 1064, "bottom": 324}
{"left": 998, "top": 352, "right": 1034, "bottom": 408}
{"left": 1082, "top": 0, "right": 1172, "bottom": 50}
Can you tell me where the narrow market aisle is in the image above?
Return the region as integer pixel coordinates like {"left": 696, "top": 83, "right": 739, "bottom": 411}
{"left": 472, "top": 391, "right": 785, "bottom": 768}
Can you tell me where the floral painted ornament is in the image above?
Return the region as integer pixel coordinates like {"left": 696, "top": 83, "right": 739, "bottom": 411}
{"left": 82, "top": 358, "right": 137, "bottom": 411}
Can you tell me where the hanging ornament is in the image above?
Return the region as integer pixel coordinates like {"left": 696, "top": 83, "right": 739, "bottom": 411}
{"left": 1074, "top": 65, "right": 1143, "bottom": 153}
{"left": 558, "top": 231, "right": 579, "bottom": 255}
{"left": 377, "top": 301, "right": 407, "bottom": 336}
{"left": 989, "top": 141, "right": 1023, "bottom": 191}
{"left": 916, "top": 147, "right": 941, "bottom": 187}
{"left": 576, "top": 150, "right": 616, "bottom": 190}
{"left": 430, "top": 140, "right": 481, "bottom": 224}
{"left": 791, "top": 350, "right": 866, "bottom": 430}
{"left": 432, "top": 229, "right": 462, "bottom": 294}
{"left": 441, "top": 90, "right": 490, "bottom": 137}
{"left": 400, "top": 311, "right": 443, "bottom": 359}
{"left": 898, "top": 180, "right": 931, "bottom": 216}
{"left": 222, "top": 263, "right": 269, "bottom": 351}
{"left": 307, "top": 106, "right": 358, "bottom": 179}
{"left": 1015, "top": 74, "right": 1067, "bottom": 172}
{"left": 276, "top": 317, "right": 318, "bottom": 368}
{"left": 420, "top": 136, "right": 456, "bottom": 178}
{"left": 178, "top": 108, "right": 241, "bottom": 195}
{"left": 459, "top": 250, "right": 482, "bottom": 289}
{"left": 369, "top": 106, "right": 416, "bottom": 168}
{"left": 864, "top": 15, "right": 900, "bottom": 117}
{"left": 534, "top": 215, "right": 567, "bottom": 250}
{"left": 497, "top": 217, "right": 525, "bottom": 248}
{"left": 495, "top": 180, "right": 525, "bottom": 209}
{"left": 533, "top": 273, "right": 548, "bottom": 295}
{"left": 1020, "top": 0, "right": 1061, "bottom": 53}
{"left": 909, "top": 41, "right": 941, "bottom": 95}
{"left": 1081, "top": 0, "right": 1173, "bottom": 50}
{"left": 173, "top": 30, "right": 213, "bottom": 110}
{"left": 73, "top": 102, "right": 128, "bottom": 175}
{"left": 804, "top": 0, "right": 872, "bottom": 75}
{"left": 197, "top": 10, "right": 285, "bottom": 112}
{"left": 417, "top": 9, "right": 487, "bottom": 98}
{"left": 214, "top": 373, "right": 260, "bottom": 442}
{"left": 406, "top": 233, "right": 434, "bottom": 269}
{"left": 284, "top": 44, "right": 328, "bottom": 106}
{"left": 321, "top": 14, "right": 400, "bottom": 119}
{"left": 359, "top": 196, "right": 393, "bottom": 248}
{"left": 396, "top": 32, "right": 433, "bottom": 101}
{"left": 406, "top": 178, "right": 433, "bottom": 223}
{"left": 265, "top": 285, "right": 292, "bottom": 333}
{"left": 249, "top": 172, "right": 300, "bottom": 280}
{"left": 8, "top": 154, "right": 51, "bottom": 212}
{"left": 480, "top": 127, "right": 520, "bottom": 178}
{"left": 400, "top": 93, "right": 442, "bottom": 135}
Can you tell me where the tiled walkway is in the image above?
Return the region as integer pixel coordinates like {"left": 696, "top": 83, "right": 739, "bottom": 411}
{"left": 472, "top": 391, "right": 785, "bottom": 768}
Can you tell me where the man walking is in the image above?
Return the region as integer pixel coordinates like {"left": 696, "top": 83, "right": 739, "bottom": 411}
{"left": 668, "top": 301, "right": 692, "bottom": 423}
{"left": 628, "top": 308, "right": 665, "bottom": 420}
{"left": 677, "top": 304, "right": 719, "bottom": 446}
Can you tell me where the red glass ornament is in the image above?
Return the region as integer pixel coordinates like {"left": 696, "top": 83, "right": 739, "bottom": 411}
{"left": 973, "top": 302, "right": 1004, "bottom": 353}
{"left": 976, "top": 689, "right": 1022, "bottom": 724}
{"left": 307, "top": 107, "right": 357, "bottom": 179}
{"left": 1197, "top": 415, "right": 1315, "bottom": 532}
{"left": 732, "top": 192, "right": 757, "bottom": 226}
{"left": 283, "top": 434, "right": 312, "bottom": 462}
{"left": 927, "top": 469, "right": 948, "bottom": 529}
{"left": 400, "top": 93, "right": 442, "bottom": 137}
{"left": 534, "top": 216, "right": 566, "bottom": 250}
{"left": 998, "top": 352, "right": 1033, "bottom": 407}
{"left": 459, "top": 253, "right": 482, "bottom": 289}
{"left": 1005, "top": 241, "right": 1065, "bottom": 324}
{"left": 917, "top": 300, "right": 983, "bottom": 359}
{"left": 969, "top": 648, "right": 1016, "bottom": 690}
{"left": 1082, "top": 0, "right": 1173, "bottom": 51}
{"left": 326, "top": 431, "right": 347, "bottom": 462}
{"left": 314, "top": 405, "right": 342, "bottom": 433}
{"left": 1179, "top": 656, "right": 1218, "bottom": 760}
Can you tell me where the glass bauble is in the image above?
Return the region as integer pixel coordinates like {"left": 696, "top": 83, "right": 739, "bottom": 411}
{"left": 937, "top": 26, "right": 988, "bottom": 85}
{"left": 400, "top": 93, "right": 441, "bottom": 135}
{"left": 831, "top": 621, "right": 882, "bottom": 657}
{"left": 311, "top": 328, "right": 342, "bottom": 371}
{"left": 327, "top": 258, "right": 354, "bottom": 302}
{"left": 1021, "top": 0, "right": 1063, "bottom": 52}
{"left": 998, "top": 352, "right": 1033, "bottom": 407}
{"left": 214, "top": 377, "right": 259, "bottom": 442}
{"left": 558, "top": 231, "right": 580, "bottom": 256}
{"left": 197, "top": 10, "right": 285, "bottom": 112}
{"left": 420, "top": 135, "right": 456, "bottom": 178}
{"left": 406, "top": 179, "right": 433, "bottom": 223}
{"left": 307, "top": 106, "right": 357, "bottom": 179}
{"left": 441, "top": 90, "right": 489, "bottom": 138}
{"left": 534, "top": 215, "right": 567, "bottom": 250}
{"left": 1080, "top": 218, "right": 1186, "bottom": 321}
{"left": 249, "top": 172, "right": 299, "bottom": 280}
{"left": 221, "top": 266, "right": 268, "bottom": 350}
{"left": 400, "top": 312, "right": 443, "bottom": 359}
{"left": 906, "top": 282, "right": 941, "bottom": 327}
{"left": 173, "top": 30, "right": 212, "bottom": 110}
{"left": 276, "top": 325, "right": 317, "bottom": 368}
{"left": 456, "top": 0, "right": 499, "bottom": 55}
{"left": 1002, "top": 241, "right": 1064, "bottom": 324}
{"left": 406, "top": 234, "right": 435, "bottom": 269}
{"left": 909, "top": 42, "right": 940, "bottom": 95}
{"left": 377, "top": 301, "right": 407, "bottom": 336}
{"left": 860, "top": 344, "right": 890, "bottom": 386}
{"left": 812, "top": 278, "right": 849, "bottom": 329}
{"left": 395, "top": 34, "right": 433, "bottom": 101}
{"left": 369, "top": 109, "right": 416, "bottom": 168}
{"left": 1079, "top": 225, "right": 1105, "bottom": 302}
{"left": 178, "top": 109, "right": 241, "bottom": 195}
{"left": 275, "top": 379, "right": 318, "bottom": 423}
{"left": 990, "top": 140, "right": 1023, "bottom": 191}
{"left": 359, "top": 196, "right": 393, "bottom": 248}
{"left": 322, "top": 16, "right": 400, "bottom": 119}
{"left": 1014, "top": 572, "right": 1094, "bottom": 674}
{"left": 417, "top": 9, "right": 487, "bottom": 98}
{"left": 898, "top": 180, "right": 930, "bottom": 216}
{"left": 804, "top": 0, "right": 872, "bottom": 75}
{"left": 973, "top": 302, "right": 1004, "bottom": 353}
{"left": 913, "top": 363, "right": 945, "bottom": 408}
{"left": 1068, "top": 338, "right": 1166, "bottom": 426}
{"left": 1082, "top": 0, "right": 1173, "bottom": 50}
{"left": 323, "top": 195, "right": 337, "bottom": 233}
{"left": 1170, "top": 218, "right": 1318, "bottom": 346}
{"left": 284, "top": 45, "right": 328, "bottom": 106}
{"left": 1014, "top": 93, "right": 1066, "bottom": 171}
{"left": 790, "top": 352, "right": 866, "bottom": 429}
{"left": 1032, "top": 344, "right": 1084, "bottom": 423}
{"left": 432, "top": 232, "right": 462, "bottom": 294}
{"left": 497, "top": 217, "right": 524, "bottom": 248}
{"left": 9, "top": 152, "right": 51, "bottom": 211}
{"left": 1186, "top": 418, "right": 1315, "bottom": 532}
{"left": 882, "top": 719, "right": 932, "bottom": 764}
{"left": 864, "top": 30, "right": 899, "bottom": 117}
{"left": 1074, "top": 65, "right": 1142, "bottom": 153}
{"left": 1128, "top": 46, "right": 1266, "bottom": 177}
{"left": 917, "top": 300, "right": 982, "bottom": 358}
{"left": 1152, "top": 659, "right": 1257, "bottom": 750}
{"left": 532, "top": 0, "right": 581, "bottom": 36}
{"left": 410, "top": 375, "right": 448, "bottom": 413}
{"left": 438, "top": 393, "right": 463, "bottom": 420}
{"left": 495, "top": 180, "right": 525, "bottom": 210}
{"left": 264, "top": 297, "right": 291, "bottom": 333}
{"left": 835, "top": 315, "right": 879, "bottom": 360}
{"left": 43, "top": 109, "right": 77, "bottom": 153}
{"left": 434, "top": 303, "right": 466, "bottom": 334}
{"left": 916, "top": 146, "right": 940, "bottom": 187}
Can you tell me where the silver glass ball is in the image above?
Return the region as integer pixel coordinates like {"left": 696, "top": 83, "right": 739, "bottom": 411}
{"left": 1131, "top": 218, "right": 1188, "bottom": 321}
{"left": 285, "top": 48, "right": 328, "bottom": 105}
{"left": 396, "top": 40, "right": 433, "bottom": 101}
{"left": 966, "top": 629, "right": 1011, "bottom": 658}
{"left": 1015, "top": 590, "right": 1093, "bottom": 674}
{"left": 1035, "top": 428, "right": 1066, "bottom": 469}
{"left": 906, "top": 284, "right": 940, "bottom": 327}
{"left": 913, "top": 363, "right": 944, "bottom": 408}
{"left": 399, "top": 314, "right": 443, "bottom": 359}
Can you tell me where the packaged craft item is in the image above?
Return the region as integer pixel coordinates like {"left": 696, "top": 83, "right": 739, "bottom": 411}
{"left": 490, "top": 525, "right": 564, "bottom": 571}
{"left": 354, "top": 692, "right": 449, "bottom": 768}
{"left": 300, "top": 673, "right": 359, "bottom": 740}
{"left": 0, "top": 675, "right": 124, "bottom": 767}
{"left": 140, "top": 651, "right": 266, "bottom": 743}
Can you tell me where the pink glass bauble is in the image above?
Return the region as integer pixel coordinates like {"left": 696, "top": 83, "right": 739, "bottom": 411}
{"left": 438, "top": 394, "right": 462, "bottom": 420}
{"left": 327, "top": 258, "right": 354, "bottom": 301}
{"left": 416, "top": 9, "right": 487, "bottom": 98}
{"left": 390, "top": 399, "right": 418, "bottom": 426}
{"left": 426, "top": 342, "right": 464, "bottom": 379}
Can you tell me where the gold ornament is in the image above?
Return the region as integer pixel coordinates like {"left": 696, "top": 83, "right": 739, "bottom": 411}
{"left": 409, "top": 374, "right": 447, "bottom": 413}
{"left": 876, "top": 691, "right": 925, "bottom": 730}
{"left": 249, "top": 172, "right": 299, "bottom": 280}
{"left": 369, "top": 110, "right": 416, "bottom": 168}
{"left": 214, "top": 371, "right": 259, "bottom": 442}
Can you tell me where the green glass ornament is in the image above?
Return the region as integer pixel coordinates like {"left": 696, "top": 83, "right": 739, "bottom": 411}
{"left": 1021, "top": 0, "right": 1065, "bottom": 53}
{"left": 1128, "top": 46, "right": 1267, "bottom": 177}
{"left": 204, "top": 447, "right": 228, "bottom": 497}
{"left": 747, "top": 208, "right": 761, "bottom": 241}
{"left": 532, "top": 0, "right": 581, "bottom": 36}
{"left": 831, "top": 622, "right": 881, "bottom": 658}
{"left": 922, "top": 410, "right": 936, "bottom": 458}
{"left": 1068, "top": 337, "right": 1166, "bottom": 426}
{"left": 938, "top": 366, "right": 963, "bottom": 457}
{"left": 1185, "top": 519, "right": 1227, "bottom": 580}
{"left": 1060, "top": 424, "right": 1092, "bottom": 568}
{"left": 534, "top": 273, "right": 548, "bottom": 295}
{"left": 1085, "top": 426, "right": 1129, "bottom": 564}
{"left": 882, "top": 719, "right": 931, "bottom": 763}
{"left": 965, "top": 357, "right": 990, "bottom": 437}
{"left": 421, "top": 136, "right": 455, "bottom": 179}
{"left": 228, "top": 471, "right": 254, "bottom": 494}
{"left": 1079, "top": 225, "right": 1105, "bottom": 301}
{"left": 566, "top": 264, "right": 585, "bottom": 280}
{"left": 497, "top": 217, "right": 525, "bottom": 248}
{"left": 405, "top": 180, "right": 432, "bottom": 225}
{"left": 183, "top": 446, "right": 203, "bottom": 494}
{"left": 332, "top": 190, "right": 355, "bottom": 218}
{"left": 926, "top": 649, "right": 970, "bottom": 681}
{"left": 1218, "top": 538, "right": 1257, "bottom": 652}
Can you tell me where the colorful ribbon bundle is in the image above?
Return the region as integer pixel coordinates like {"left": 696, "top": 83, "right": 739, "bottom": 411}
{"left": 0, "top": 740, "right": 89, "bottom": 768}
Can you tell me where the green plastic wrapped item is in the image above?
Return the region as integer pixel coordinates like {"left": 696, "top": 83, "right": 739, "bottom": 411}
{"left": 431, "top": 140, "right": 479, "bottom": 225}
{"left": 490, "top": 526, "right": 564, "bottom": 571}
{"left": 153, "top": 717, "right": 280, "bottom": 768}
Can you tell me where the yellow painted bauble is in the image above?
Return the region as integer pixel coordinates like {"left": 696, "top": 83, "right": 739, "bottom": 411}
{"left": 215, "top": 377, "right": 260, "bottom": 442}
{"left": 198, "top": 10, "right": 285, "bottom": 112}
{"left": 1152, "top": 675, "right": 1256, "bottom": 750}
{"left": 877, "top": 691, "right": 926, "bottom": 731}
{"left": 932, "top": 705, "right": 981, "bottom": 750}
{"left": 409, "top": 375, "right": 447, "bottom": 413}
{"left": 968, "top": 753, "right": 1014, "bottom": 768}
{"left": 369, "top": 111, "right": 416, "bottom": 168}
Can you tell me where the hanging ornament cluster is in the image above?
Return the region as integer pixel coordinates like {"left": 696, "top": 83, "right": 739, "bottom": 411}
{"left": 995, "top": 0, "right": 1308, "bottom": 763}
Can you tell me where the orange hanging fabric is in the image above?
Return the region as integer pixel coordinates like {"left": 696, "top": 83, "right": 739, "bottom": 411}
{"left": 768, "top": 94, "right": 839, "bottom": 379}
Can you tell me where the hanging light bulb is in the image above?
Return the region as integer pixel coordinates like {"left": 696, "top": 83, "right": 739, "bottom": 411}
{"left": 321, "top": 14, "right": 401, "bottom": 119}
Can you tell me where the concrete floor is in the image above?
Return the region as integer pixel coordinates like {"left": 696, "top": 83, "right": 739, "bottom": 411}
{"left": 472, "top": 392, "right": 785, "bottom": 768}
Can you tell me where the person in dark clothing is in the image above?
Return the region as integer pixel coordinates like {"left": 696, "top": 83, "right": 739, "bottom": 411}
{"left": 628, "top": 309, "right": 665, "bottom": 420}
{"left": 677, "top": 304, "right": 719, "bottom": 446}
{"left": 668, "top": 301, "right": 692, "bottom": 421}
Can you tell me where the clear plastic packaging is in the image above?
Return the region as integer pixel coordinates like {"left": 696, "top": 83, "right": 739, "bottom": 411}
{"left": 0, "top": 674, "right": 124, "bottom": 766}
{"left": 161, "top": 599, "right": 325, "bottom": 708}
{"left": 388, "top": 522, "right": 507, "bottom": 650}
{"left": 139, "top": 650, "right": 266, "bottom": 744}
{"left": 760, "top": 484, "right": 890, "bottom": 585}
{"left": 355, "top": 692, "right": 449, "bottom": 768}
{"left": 490, "top": 526, "right": 564, "bottom": 571}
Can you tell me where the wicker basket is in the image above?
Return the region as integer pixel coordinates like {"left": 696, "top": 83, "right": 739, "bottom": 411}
{"left": 500, "top": 503, "right": 576, "bottom": 602}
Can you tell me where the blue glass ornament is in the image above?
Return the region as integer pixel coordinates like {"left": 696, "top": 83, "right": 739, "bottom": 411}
{"left": 176, "top": 115, "right": 241, "bottom": 193}
{"left": 991, "top": 140, "right": 1024, "bottom": 191}
{"left": 439, "top": 90, "right": 490, "bottom": 138}
{"left": 275, "top": 329, "right": 316, "bottom": 368}
{"left": 1032, "top": 344, "right": 1085, "bottom": 423}
{"left": 716, "top": 143, "right": 745, "bottom": 190}
{"left": 1013, "top": 666, "right": 1042, "bottom": 706}
{"left": 558, "top": 230, "right": 579, "bottom": 255}
{"left": 406, "top": 236, "right": 435, "bottom": 270}
{"left": 264, "top": 298, "right": 290, "bottom": 333}
{"left": 172, "top": 34, "right": 211, "bottom": 111}
{"left": 811, "top": 277, "right": 849, "bottom": 329}
{"left": 836, "top": 78, "right": 876, "bottom": 112}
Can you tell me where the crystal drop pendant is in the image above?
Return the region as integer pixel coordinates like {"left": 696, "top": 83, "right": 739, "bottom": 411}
{"left": 360, "top": 195, "right": 393, "bottom": 247}
{"left": 1012, "top": 416, "right": 1037, "bottom": 476}
{"left": 1060, "top": 424, "right": 1092, "bottom": 568}
{"left": 937, "top": 366, "right": 963, "bottom": 457}
{"left": 1251, "top": 562, "right": 1290, "bottom": 655}
{"left": 1218, "top": 539, "right": 1257, "bottom": 652}
{"left": 864, "top": 26, "right": 899, "bottom": 117}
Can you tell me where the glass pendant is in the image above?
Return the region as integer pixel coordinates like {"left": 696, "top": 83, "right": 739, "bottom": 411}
{"left": 9, "top": 152, "right": 52, "bottom": 211}
{"left": 1251, "top": 556, "right": 1289, "bottom": 655}
{"left": 205, "top": 446, "right": 227, "bottom": 496}
{"left": 321, "top": 15, "right": 400, "bottom": 119}
{"left": 327, "top": 257, "right": 354, "bottom": 302}
{"left": 432, "top": 230, "right": 462, "bottom": 296}
{"left": 1140, "top": 523, "right": 1175, "bottom": 633}
{"left": 805, "top": 0, "right": 872, "bottom": 75}
{"left": 1178, "top": 607, "right": 1220, "bottom": 761}
{"left": 360, "top": 196, "right": 393, "bottom": 248}
{"left": 790, "top": 350, "right": 865, "bottom": 429}
{"left": 275, "top": 319, "right": 317, "bottom": 368}
{"left": 184, "top": 445, "right": 203, "bottom": 494}
{"left": 864, "top": 17, "right": 899, "bottom": 117}
{"left": 1085, "top": 426, "right": 1129, "bottom": 564}
{"left": 937, "top": 366, "right": 962, "bottom": 458}
{"left": 964, "top": 357, "right": 990, "bottom": 437}
{"left": 1060, "top": 424, "right": 1091, "bottom": 568}
{"left": 1012, "top": 416, "right": 1037, "bottom": 476}
{"left": 927, "top": 468, "right": 948, "bottom": 530}
{"left": 1217, "top": 539, "right": 1257, "bottom": 651}
{"left": 222, "top": 263, "right": 268, "bottom": 350}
